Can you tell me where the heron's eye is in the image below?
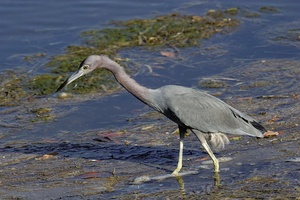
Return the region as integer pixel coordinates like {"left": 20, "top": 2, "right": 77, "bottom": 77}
{"left": 82, "top": 65, "right": 89, "bottom": 70}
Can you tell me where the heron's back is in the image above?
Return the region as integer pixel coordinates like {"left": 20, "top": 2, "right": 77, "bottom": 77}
{"left": 150, "top": 85, "right": 265, "bottom": 137}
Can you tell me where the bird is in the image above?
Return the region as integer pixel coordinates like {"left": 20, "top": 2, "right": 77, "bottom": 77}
{"left": 56, "top": 55, "right": 267, "bottom": 175}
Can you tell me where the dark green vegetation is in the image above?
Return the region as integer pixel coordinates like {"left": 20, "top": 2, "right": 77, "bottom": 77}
{"left": 259, "top": 6, "right": 280, "bottom": 13}
{"left": 0, "top": 9, "right": 239, "bottom": 107}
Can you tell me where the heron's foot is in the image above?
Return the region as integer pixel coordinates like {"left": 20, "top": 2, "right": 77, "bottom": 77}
{"left": 214, "top": 171, "right": 221, "bottom": 186}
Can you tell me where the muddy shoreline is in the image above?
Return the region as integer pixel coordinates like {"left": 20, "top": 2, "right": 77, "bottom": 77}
{"left": 1, "top": 59, "right": 299, "bottom": 199}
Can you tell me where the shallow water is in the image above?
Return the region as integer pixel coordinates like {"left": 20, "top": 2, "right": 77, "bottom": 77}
{"left": 1, "top": 0, "right": 300, "bottom": 199}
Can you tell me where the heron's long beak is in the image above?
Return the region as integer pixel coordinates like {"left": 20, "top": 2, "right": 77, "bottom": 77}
{"left": 56, "top": 70, "right": 84, "bottom": 93}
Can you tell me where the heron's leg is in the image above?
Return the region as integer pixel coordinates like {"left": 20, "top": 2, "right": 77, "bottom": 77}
{"left": 172, "top": 127, "right": 186, "bottom": 175}
{"left": 192, "top": 130, "right": 220, "bottom": 172}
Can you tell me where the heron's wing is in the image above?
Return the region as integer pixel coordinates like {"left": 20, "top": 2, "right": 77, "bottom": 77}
{"left": 164, "top": 88, "right": 264, "bottom": 137}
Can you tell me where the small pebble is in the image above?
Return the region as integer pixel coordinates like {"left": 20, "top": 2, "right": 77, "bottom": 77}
{"left": 57, "top": 92, "right": 72, "bottom": 99}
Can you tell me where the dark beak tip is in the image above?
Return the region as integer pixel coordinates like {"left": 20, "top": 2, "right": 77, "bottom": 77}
{"left": 55, "top": 87, "right": 63, "bottom": 93}
{"left": 55, "top": 88, "right": 62, "bottom": 93}
{"left": 55, "top": 79, "right": 69, "bottom": 93}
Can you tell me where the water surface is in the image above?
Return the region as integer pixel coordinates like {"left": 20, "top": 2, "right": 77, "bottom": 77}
{"left": 0, "top": 0, "right": 299, "bottom": 199}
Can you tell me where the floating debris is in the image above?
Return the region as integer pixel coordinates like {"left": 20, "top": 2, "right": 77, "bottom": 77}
{"left": 132, "top": 170, "right": 198, "bottom": 184}
{"left": 259, "top": 6, "right": 280, "bottom": 13}
{"left": 35, "top": 153, "right": 58, "bottom": 161}
{"left": 285, "top": 157, "right": 300, "bottom": 162}
{"left": 263, "top": 130, "right": 280, "bottom": 137}
{"left": 201, "top": 156, "right": 233, "bottom": 165}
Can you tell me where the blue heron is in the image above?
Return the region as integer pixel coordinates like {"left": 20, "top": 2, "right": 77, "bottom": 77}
{"left": 56, "top": 55, "right": 266, "bottom": 175}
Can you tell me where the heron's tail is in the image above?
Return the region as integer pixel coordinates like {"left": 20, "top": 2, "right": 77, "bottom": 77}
{"left": 251, "top": 121, "right": 267, "bottom": 134}
{"left": 205, "top": 133, "right": 230, "bottom": 152}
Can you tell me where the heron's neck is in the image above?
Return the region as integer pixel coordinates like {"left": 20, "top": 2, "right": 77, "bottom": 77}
{"left": 104, "top": 58, "right": 151, "bottom": 105}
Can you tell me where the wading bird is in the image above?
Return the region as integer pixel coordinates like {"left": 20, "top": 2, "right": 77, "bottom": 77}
{"left": 56, "top": 55, "right": 267, "bottom": 175}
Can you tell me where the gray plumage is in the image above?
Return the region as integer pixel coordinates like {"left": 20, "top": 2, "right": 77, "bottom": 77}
{"left": 150, "top": 85, "right": 264, "bottom": 137}
{"left": 56, "top": 55, "right": 266, "bottom": 175}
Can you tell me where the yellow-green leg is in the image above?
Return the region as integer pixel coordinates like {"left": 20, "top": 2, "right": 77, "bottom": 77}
{"left": 172, "top": 127, "right": 186, "bottom": 175}
{"left": 192, "top": 130, "right": 220, "bottom": 172}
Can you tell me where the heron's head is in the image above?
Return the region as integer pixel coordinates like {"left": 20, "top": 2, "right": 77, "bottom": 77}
{"left": 56, "top": 55, "right": 102, "bottom": 92}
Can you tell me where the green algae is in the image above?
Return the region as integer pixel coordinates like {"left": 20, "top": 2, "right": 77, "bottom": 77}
{"left": 23, "top": 53, "right": 47, "bottom": 63}
{"left": 0, "top": 70, "right": 27, "bottom": 106}
{"left": 199, "top": 80, "right": 227, "bottom": 88}
{"left": 82, "top": 11, "right": 239, "bottom": 49}
{"left": 27, "top": 74, "right": 62, "bottom": 95}
{"left": 30, "top": 107, "right": 54, "bottom": 122}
